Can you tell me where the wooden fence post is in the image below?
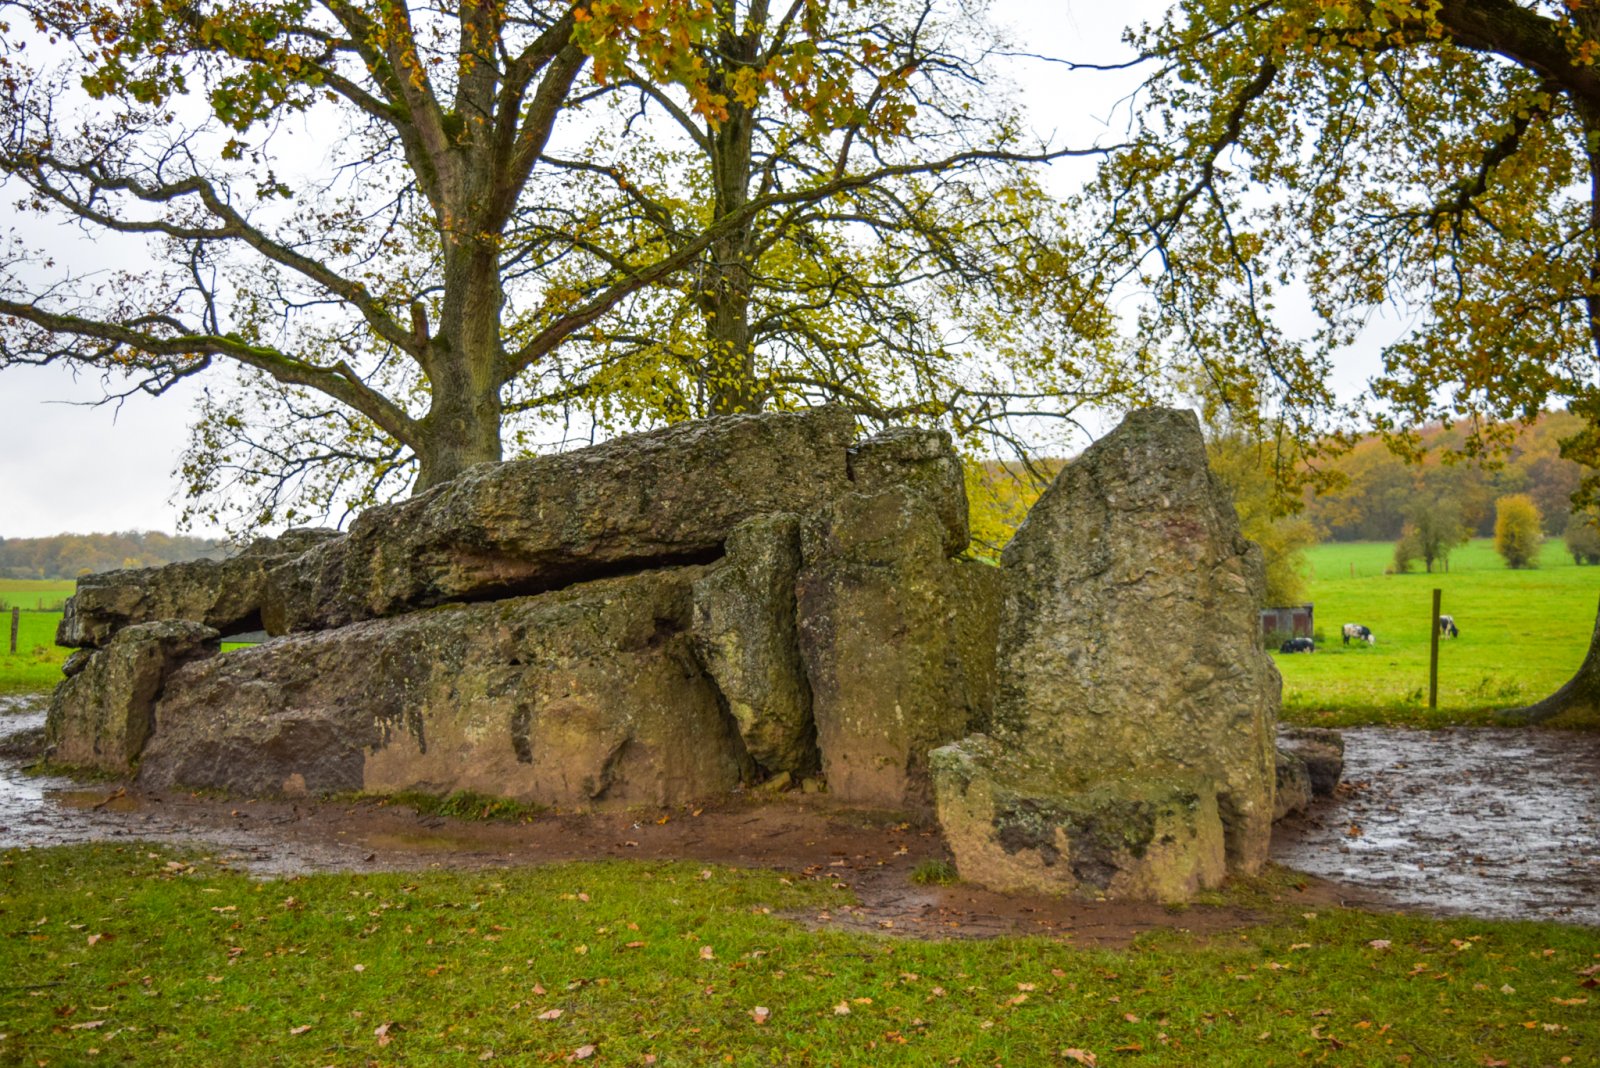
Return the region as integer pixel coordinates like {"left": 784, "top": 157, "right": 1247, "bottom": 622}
{"left": 9, "top": 606, "right": 18, "bottom": 654}
{"left": 1429, "top": 588, "right": 1442, "bottom": 710}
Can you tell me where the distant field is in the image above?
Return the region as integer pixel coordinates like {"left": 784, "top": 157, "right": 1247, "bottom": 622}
{"left": 0, "top": 579, "right": 75, "bottom": 695}
{"left": 1273, "top": 538, "right": 1599, "bottom": 727}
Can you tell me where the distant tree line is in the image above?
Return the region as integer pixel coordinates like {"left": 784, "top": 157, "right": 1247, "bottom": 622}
{"left": 1303, "top": 412, "right": 1595, "bottom": 542}
{"left": 0, "top": 532, "right": 226, "bottom": 580}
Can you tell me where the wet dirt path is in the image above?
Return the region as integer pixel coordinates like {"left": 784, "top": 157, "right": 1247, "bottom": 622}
{"left": 5, "top": 695, "right": 1597, "bottom": 933}
{"left": 1272, "top": 726, "right": 1600, "bottom": 926}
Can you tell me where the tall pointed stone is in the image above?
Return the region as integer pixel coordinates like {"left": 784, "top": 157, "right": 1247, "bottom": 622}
{"left": 932, "top": 408, "right": 1280, "bottom": 899}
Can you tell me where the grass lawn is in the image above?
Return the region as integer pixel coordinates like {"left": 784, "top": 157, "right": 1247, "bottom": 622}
{"left": 0, "top": 579, "right": 74, "bottom": 695}
{"left": 0, "top": 845, "right": 1594, "bottom": 1067}
{"left": 1273, "top": 538, "right": 1600, "bottom": 728}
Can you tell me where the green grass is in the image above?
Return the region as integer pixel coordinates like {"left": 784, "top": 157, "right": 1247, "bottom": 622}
{"left": 0, "top": 580, "right": 74, "bottom": 696}
{"left": 1274, "top": 538, "right": 1599, "bottom": 727}
{"left": 0, "top": 845, "right": 1593, "bottom": 1066}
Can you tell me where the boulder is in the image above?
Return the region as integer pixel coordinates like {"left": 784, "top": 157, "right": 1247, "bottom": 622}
{"left": 690, "top": 515, "right": 817, "bottom": 777}
{"left": 260, "top": 534, "right": 356, "bottom": 636}
{"left": 796, "top": 483, "right": 994, "bottom": 813}
{"left": 931, "top": 735, "right": 1226, "bottom": 900}
{"left": 139, "top": 568, "right": 749, "bottom": 808}
{"left": 263, "top": 407, "right": 857, "bottom": 633}
{"left": 1277, "top": 726, "right": 1344, "bottom": 797}
{"left": 1274, "top": 748, "right": 1314, "bottom": 821}
{"left": 848, "top": 427, "right": 969, "bottom": 555}
{"left": 57, "top": 528, "right": 338, "bottom": 648}
{"left": 931, "top": 407, "right": 1281, "bottom": 899}
{"left": 46, "top": 620, "right": 220, "bottom": 773}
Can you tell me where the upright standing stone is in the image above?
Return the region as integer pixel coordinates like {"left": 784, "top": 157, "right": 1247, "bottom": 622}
{"left": 931, "top": 408, "right": 1281, "bottom": 899}
{"left": 46, "top": 620, "right": 220, "bottom": 773}
{"left": 691, "top": 515, "right": 817, "bottom": 777}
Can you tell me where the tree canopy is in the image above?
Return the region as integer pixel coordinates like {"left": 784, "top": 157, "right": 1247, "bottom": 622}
{"left": 0, "top": 0, "right": 1140, "bottom": 531}
{"left": 1095, "top": 0, "right": 1600, "bottom": 490}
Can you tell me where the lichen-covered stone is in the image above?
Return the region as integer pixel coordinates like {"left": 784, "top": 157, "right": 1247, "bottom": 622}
{"left": 57, "top": 528, "right": 337, "bottom": 648}
{"left": 931, "top": 407, "right": 1281, "bottom": 899}
{"left": 944, "top": 559, "right": 1002, "bottom": 735}
{"left": 930, "top": 735, "right": 1227, "bottom": 901}
{"left": 260, "top": 534, "right": 355, "bottom": 636}
{"left": 849, "top": 427, "right": 970, "bottom": 555}
{"left": 263, "top": 407, "right": 857, "bottom": 633}
{"left": 796, "top": 486, "right": 988, "bottom": 813}
{"left": 1274, "top": 748, "right": 1314, "bottom": 821}
{"left": 46, "top": 620, "right": 220, "bottom": 773}
{"left": 1277, "top": 726, "right": 1344, "bottom": 797}
{"left": 690, "top": 515, "right": 816, "bottom": 776}
{"left": 139, "top": 569, "right": 749, "bottom": 808}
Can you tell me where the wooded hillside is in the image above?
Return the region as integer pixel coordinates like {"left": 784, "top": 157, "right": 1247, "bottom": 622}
{"left": 0, "top": 532, "right": 226, "bottom": 580}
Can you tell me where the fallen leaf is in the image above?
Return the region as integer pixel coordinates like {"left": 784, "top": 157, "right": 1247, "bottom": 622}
{"left": 538, "top": 1009, "right": 564, "bottom": 1021}
{"left": 67, "top": 1020, "right": 105, "bottom": 1031}
{"left": 1062, "top": 1049, "right": 1097, "bottom": 1066}
{"left": 1367, "top": 939, "right": 1392, "bottom": 950}
{"left": 569, "top": 1044, "right": 596, "bottom": 1061}
{"left": 625, "top": 941, "right": 646, "bottom": 949}
{"left": 1552, "top": 997, "right": 1588, "bottom": 1006}
{"left": 1016, "top": 982, "right": 1036, "bottom": 992}
{"left": 374, "top": 1022, "right": 393, "bottom": 1047}
{"left": 699, "top": 946, "right": 715, "bottom": 960}
{"left": 289, "top": 1025, "right": 312, "bottom": 1035}
{"left": 353, "top": 964, "right": 366, "bottom": 973}
{"left": 751, "top": 1006, "right": 770, "bottom": 1025}
{"left": 1501, "top": 984, "right": 1516, "bottom": 995}
{"left": 833, "top": 1002, "right": 851, "bottom": 1016}
{"left": 86, "top": 934, "right": 102, "bottom": 947}
{"left": 1123, "top": 1012, "right": 1139, "bottom": 1023}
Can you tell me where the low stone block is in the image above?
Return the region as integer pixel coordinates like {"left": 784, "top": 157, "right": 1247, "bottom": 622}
{"left": 1277, "top": 727, "right": 1344, "bottom": 797}
{"left": 46, "top": 620, "right": 220, "bottom": 773}
{"left": 140, "top": 569, "right": 749, "bottom": 808}
{"left": 849, "top": 427, "right": 969, "bottom": 555}
{"left": 1274, "top": 748, "right": 1314, "bottom": 821}
{"left": 930, "top": 735, "right": 1227, "bottom": 901}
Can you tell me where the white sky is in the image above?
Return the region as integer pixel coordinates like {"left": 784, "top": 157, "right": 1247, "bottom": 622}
{"left": 0, "top": 0, "right": 1381, "bottom": 538}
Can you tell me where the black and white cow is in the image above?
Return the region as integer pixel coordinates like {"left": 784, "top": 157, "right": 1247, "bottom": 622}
{"left": 1438, "top": 614, "right": 1459, "bottom": 639}
{"left": 1342, "top": 623, "right": 1375, "bottom": 646}
{"left": 1279, "top": 637, "right": 1316, "bottom": 654}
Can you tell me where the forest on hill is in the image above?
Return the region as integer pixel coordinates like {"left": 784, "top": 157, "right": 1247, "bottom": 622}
{"left": 0, "top": 532, "right": 226, "bottom": 580}
{"left": 1300, "top": 411, "right": 1594, "bottom": 541}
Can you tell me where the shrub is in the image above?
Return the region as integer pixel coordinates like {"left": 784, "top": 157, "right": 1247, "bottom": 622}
{"left": 1565, "top": 512, "right": 1600, "bottom": 565}
{"left": 1494, "top": 494, "right": 1544, "bottom": 568}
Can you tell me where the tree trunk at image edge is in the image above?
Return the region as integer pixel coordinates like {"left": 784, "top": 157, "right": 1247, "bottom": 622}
{"left": 1502, "top": 595, "right": 1600, "bottom": 723}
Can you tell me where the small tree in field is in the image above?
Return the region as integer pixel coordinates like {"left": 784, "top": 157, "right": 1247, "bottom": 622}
{"left": 1565, "top": 513, "right": 1600, "bottom": 566}
{"left": 1394, "top": 498, "right": 1469, "bottom": 574}
{"left": 1494, "top": 495, "right": 1544, "bottom": 570}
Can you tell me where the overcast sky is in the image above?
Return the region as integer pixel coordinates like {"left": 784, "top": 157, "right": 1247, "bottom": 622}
{"left": 0, "top": 0, "right": 1362, "bottom": 539}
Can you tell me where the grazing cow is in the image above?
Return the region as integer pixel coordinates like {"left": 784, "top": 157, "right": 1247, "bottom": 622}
{"left": 1342, "top": 623, "right": 1375, "bottom": 646}
{"left": 1438, "top": 614, "right": 1459, "bottom": 639}
{"left": 1279, "top": 637, "right": 1316, "bottom": 654}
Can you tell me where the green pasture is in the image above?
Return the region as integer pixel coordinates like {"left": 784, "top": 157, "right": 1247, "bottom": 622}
{"left": 1, "top": 845, "right": 1594, "bottom": 1067}
{"left": 0, "top": 579, "right": 74, "bottom": 695}
{"left": 1274, "top": 538, "right": 1600, "bottom": 727}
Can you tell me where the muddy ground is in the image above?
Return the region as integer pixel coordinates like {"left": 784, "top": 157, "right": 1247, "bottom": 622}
{"left": 5, "top": 696, "right": 1597, "bottom": 940}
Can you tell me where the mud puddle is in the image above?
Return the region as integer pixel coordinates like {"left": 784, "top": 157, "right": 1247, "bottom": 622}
{"left": 1272, "top": 726, "right": 1600, "bottom": 926}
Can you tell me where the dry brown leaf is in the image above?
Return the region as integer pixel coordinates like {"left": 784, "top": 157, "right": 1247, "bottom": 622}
{"left": 538, "top": 1009, "right": 564, "bottom": 1021}
{"left": 1062, "top": 1049, "right": 1097, "bottom": 1066}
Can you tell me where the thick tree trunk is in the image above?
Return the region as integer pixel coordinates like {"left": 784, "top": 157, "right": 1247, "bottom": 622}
{"left": 1501, "top": 595, "right": 1600, "bottom": 723}
{"left": 414, "top": 238, "right": 507, "bottom": 490}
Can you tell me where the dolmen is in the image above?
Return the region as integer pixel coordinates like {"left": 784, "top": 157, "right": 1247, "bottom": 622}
{"left": 45, "top": 405, "right": 1309, "bottom": 902}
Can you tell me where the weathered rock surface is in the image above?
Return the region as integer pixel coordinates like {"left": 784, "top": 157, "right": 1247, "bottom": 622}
{"left": 263, "top": 407, "right": 857, "bottom": 634}
{"left": 139, "top": 569, "right": 749, "bottom": 807}
{"left": 796, "top": 483, "right": 995, "bottom": 813}
{"left": 1274, "top": 749, "right": 1314, "bottom": 821}
{"left": 931, "top": 736, "right": 1226, "bottom": 900}
{"left": 58, "top": 528, "right": 338, "bottom": 648}
{"left": 46, "top": 621, "right": 219, "bottom": 773}
{"left": 1277, "top": 726, "right": 1344, "bottom": 797}
{"left": 690, "top": 515, "right": 817, "bottom": 777}
{"left": 931, "top": 407, "right": 1281, "bottom": 899}
{"left": 849, "top": 427, "right": 969, "bottom": 556}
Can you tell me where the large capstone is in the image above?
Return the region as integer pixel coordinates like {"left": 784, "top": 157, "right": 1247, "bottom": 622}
{"left": 57, "top": 528, "right": 338, "bottom": 648}
{"left": 46, "top": 620, "right": 220, "bottom": 773}
{"left": 262, "top": 407, "right": 857, "bottom": 633}
{"left": 932, "top": 408, "right": 1281, "bottom": 899}
{"left": 690, "top": 515, "right": 817, "bottom": 777}
{"left": 138, "top": 569, "right": 750, "bottom": 807}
